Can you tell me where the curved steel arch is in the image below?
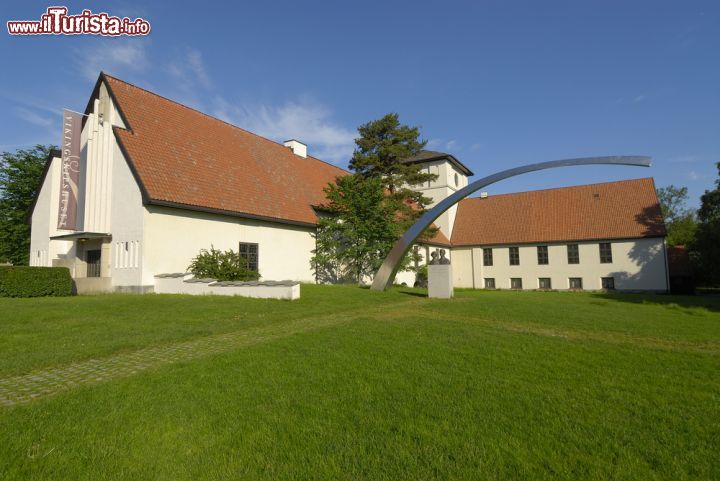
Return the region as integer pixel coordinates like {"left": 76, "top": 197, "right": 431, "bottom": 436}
{"left": 370, "top": 155, "right": 652, "bottom": 291}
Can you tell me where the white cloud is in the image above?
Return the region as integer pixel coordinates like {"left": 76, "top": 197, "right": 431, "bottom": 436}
{"left": 168, "top": 48, "right": 210, "bottom": 88}
{"left": 67, "top": 42, "right": 355, "bottom": 164}
{"left": 185, "top": 49, "right": 211, "bottom": 88}
{"left": 427, "top": 138, "right": 462, "bottom": 152}
{"left": 213, "top": 95, "right": 356, "bottom": 164}
{"left": 426, "top": 138, "right": 442, "bottom": 149}
{"left": 470, "top": 143, "right": 483, "bottom": 151}
{"left": 688, "top": 170, "right": 699, "bottom": 181}
{"left": 76, "top": 40, "right": 149, "bottom": 81}
{"left": 165, "top": 48, "right": 213, "bottom": 110}
{"left": 14, "top": 106, "right": 54, "bottom": 128}
{"left": 633, "top": 93, "right": 647, "bottom": 103}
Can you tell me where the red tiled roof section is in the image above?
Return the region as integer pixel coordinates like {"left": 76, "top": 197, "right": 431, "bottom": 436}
{"left": 105, "top": 75, "right": 348, "bottom": 225}
{"left": 423, "top": 228, "right": 451, "bottom": 247}
{"left": 451, "top": 178, "right": 666, "bottom": 246}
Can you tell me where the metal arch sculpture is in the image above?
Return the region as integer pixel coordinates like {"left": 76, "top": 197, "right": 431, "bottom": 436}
{"left": 370, "top": 155, "right": 652, "bottom": 291}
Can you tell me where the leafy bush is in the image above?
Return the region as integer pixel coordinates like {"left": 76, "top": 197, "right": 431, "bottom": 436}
{"left": 0, "top": 266, "right": 73, "bottom": 297}
{"left": 188, "top": 246, "right": 260, "bottom": 281}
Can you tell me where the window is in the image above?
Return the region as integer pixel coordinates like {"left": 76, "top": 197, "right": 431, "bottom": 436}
{"left": 599, "top": 243, "right": 613, "bottom": 263}
{"left": 510, "top": 278, "right": 523, "bottom": 289}
{"left": 484, "top": 278, "right": 495, "bottom": 289}
{"left": 483, "top": 248, "right": 493, "bottom": 266}
{"left": 509, "top": 247, "right": 520, "bottom": 266}
{"left": 537, "top": 246, "right": 549, "bottom": 265}
{"left": 86, "top": 249, "right": 101, "bottom": 278}
{"left": 454, "top": 173, "right": 459, "bottom": 187}
{"left": 569, "top": 277, "right": 583, "bottom": 289}
{"left": 538, "top": 277, "right": 552, "bottom": 289}
{"left": 567, "top": 244, "right": 579, "bottom": 264}
{"left": 601, "top": 277, "right": 615, "bottom": 290}
{"left": 239, "top": 242, "right": 259, "bottom": 271}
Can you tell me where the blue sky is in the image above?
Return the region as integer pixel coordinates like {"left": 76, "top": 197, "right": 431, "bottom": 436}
{"left": 2, "top": 0, "right": 718, "bottom": 206}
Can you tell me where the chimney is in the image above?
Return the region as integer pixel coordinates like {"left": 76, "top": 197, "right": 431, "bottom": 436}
{"left": 284, "top": 139, "right": 307, "bottom": 158}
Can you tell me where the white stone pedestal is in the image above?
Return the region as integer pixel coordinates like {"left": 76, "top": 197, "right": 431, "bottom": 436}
{"left": 428, "top": 264, "right": 453, "bottom": 299}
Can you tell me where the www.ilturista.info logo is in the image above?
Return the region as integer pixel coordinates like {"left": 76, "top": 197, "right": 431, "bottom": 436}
{"left": 7, "top": 7, "right": 151, "bottom": 36}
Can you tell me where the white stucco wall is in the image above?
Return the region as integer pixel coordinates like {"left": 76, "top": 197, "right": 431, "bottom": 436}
{"left": 109, "top": 141, "right": 145, "bottom": 288}
{"left": 30, "top": 80, "right": 136, "bottom": 285}
{"left": 29, "top": 154, "right": 73, "bottom": 268}
{"left": 411, "top": 159, "right": 468, "bottom": 238}
{"left": 80, "top": 82, "right": 121, "bottom": 234}
{"left": 451, "top": 238, "right": 668, "bottom": 292}
{"left": 142, "top": 206, "right": 318, "bottom": 284}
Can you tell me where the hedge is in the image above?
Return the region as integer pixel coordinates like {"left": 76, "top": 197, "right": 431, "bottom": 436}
{"left": 0, "top": 266, "right": 74, "bottom": 297}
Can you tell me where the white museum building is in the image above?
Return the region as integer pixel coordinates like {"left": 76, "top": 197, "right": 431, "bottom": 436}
{"left": 28, "top": 73, "right": 669, "bottom": 293}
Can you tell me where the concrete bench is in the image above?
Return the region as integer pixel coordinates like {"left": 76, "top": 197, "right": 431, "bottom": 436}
{"left": 154, "top": 274, "right": 300, "bottom": 300}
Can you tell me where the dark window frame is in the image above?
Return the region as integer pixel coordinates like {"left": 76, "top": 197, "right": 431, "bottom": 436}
{"left": 239, "top": 242, "right": 259, "bottom": 271}
{"left": 86, "top": 249, "right": 101, "bottom": 278}
{"left": 567, "top": 244, "right": 579, "bottom": 264}
{"left": 483, "top": 248, "right": 493, "bottom": 266}
{"left": 599, "top": 243, "right": 613, "bottom": 264}
{"left": 538, "top": 277, "right": 552, "bottom": 289}
{"left": 509, "top": 247, "right": 520, "bottom": 266}
{"left": 484, "top": 278, "right": 495, "bottom": 289}
{"left": 510, "top": 277, "right": 523, "bottom": 289}
{"left": 537, "top": 245, "right": 549, "bottom": 265}
{"left": 569, "top": 277, "right": 583, "bottom": 290}
{"left": 601, "top": 277, "right": 615, "bottom": 290}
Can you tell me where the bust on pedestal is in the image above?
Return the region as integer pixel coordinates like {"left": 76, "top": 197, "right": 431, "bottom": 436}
{"left": 427, "top": 249, "right": 453, "bottom": 299}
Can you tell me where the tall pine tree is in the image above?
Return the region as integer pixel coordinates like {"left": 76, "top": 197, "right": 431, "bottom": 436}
{"left": 349, "top": 113, "right": 437, "bottom": 235}
{"left": 312, "top": 113, "right": 438, "bottom": 284}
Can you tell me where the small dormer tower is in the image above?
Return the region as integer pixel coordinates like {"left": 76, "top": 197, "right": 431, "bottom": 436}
{"left": 404, "top": 150, "right": 473, "bottom": 238}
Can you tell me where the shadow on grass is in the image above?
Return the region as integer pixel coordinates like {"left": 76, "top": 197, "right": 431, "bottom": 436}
{"left": 591, "top": 291, "right": 720, "bottom": 314}
{"left": 397, "top": 290, "right": 428, "bottom": 298}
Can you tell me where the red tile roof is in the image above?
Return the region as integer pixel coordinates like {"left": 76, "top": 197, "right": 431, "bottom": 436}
{"left": 102, "top": 74, "right": 348, "bottom": 226}
{"left": 95, "top": 75, "right": 663, "bottom": 248}
{"left": 451, "top": 178, "right": 666, "bottom": 246}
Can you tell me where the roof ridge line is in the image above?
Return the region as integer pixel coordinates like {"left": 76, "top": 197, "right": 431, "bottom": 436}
{"left": 459, "top": 177, "right": 655, "bottom": 201}
{"left": 101, "top": 72, "right": 349, "bottom": 174}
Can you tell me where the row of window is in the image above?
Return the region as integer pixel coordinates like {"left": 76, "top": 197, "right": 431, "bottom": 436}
{"left": 482, "top": 243, "right": 613, "bottom": 267}
{"left": 114, "top": 241, "right": 140, "bottom": 269}
{"left": 484, "top": 277, "right": 615, "bottom": 290}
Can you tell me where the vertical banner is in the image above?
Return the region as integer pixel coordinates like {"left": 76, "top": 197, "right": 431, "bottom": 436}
{"left": 57, "top": 109, "right": 82, "bottom": 230}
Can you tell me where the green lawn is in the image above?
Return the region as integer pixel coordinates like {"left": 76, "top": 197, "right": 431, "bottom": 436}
{"left": 1, "top": 286, "right": 719, "bottom": 480}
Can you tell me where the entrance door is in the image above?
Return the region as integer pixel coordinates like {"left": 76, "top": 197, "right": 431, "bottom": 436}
{"left": 86, "top": 250, "right": 101, "bottom": 277}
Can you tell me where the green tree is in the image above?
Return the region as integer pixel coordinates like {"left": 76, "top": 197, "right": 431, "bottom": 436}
{"left": 312, "top": 175, "right": 398, "bottom": 284}
{"left": 349, "top": 113, "right": 437, "bottom": 234}
{"left": 656, "top": 185, "right": 697, "bottom": 246}
{"left": 0, "top": 145, "right": 54, "bottom": 265}
{"left": 691, "top": 162, "right": 720, "bottom": 285}
{"left": 312, "top": 114, "right": 437, "bottom": 284}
